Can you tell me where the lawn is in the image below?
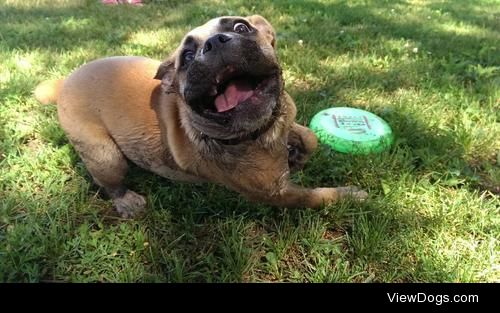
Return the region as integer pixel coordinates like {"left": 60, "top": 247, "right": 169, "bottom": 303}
{"left": 0, "top": 0, "right": 498, "bottom": 282}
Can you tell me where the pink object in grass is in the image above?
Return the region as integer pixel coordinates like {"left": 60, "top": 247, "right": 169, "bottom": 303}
{"left": 101, "top": 0, "right": 143, "bottom": 5}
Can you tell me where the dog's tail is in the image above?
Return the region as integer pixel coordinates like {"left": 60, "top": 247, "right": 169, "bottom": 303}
{"left": 33, "top": 79, "right": 64, "bottom": 105}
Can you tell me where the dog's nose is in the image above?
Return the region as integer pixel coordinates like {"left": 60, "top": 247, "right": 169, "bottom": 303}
{"left": 202, "top": 34, "right": 232, "bottom": 54}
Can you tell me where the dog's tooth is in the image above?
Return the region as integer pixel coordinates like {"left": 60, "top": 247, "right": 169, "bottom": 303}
{"left": 209, "top": 86, "right": 217, "bottom": 96}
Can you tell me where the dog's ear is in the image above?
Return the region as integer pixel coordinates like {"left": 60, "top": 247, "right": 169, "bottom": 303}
{"left": 247, "top": 15, "right": 276, "bottom": 49}
{"left": 154, "top": 55, "right": 176, "bottom": 92}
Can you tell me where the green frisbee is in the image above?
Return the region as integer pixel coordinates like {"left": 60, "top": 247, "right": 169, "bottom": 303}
{"left": 309, "top": 107, "right": 393, "bottom": 154}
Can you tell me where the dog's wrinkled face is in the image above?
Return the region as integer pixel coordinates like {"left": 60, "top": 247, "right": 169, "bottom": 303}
{"left": 155, "top": 15, "right": 282, "bottom": 140}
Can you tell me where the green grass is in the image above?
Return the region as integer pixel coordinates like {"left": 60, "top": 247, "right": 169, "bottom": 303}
{"left": 0, "top": 0, "right": 499, "bottom": 282}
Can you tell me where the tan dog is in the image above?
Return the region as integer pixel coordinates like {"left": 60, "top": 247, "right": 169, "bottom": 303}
{"left": 34, "top": 15, "right": 367, "bottom": 218}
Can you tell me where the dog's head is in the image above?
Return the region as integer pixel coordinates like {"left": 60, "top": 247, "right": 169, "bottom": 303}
{"left": 155, "top": 15, "right": 282, "bottom": 141}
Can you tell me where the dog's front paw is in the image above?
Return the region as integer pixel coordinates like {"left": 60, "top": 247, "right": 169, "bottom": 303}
{"left": 335, "top": 186, "right": 368, "bottom": 201}
{"left": 287, "top": 144, "right": 307, "bottom": 172}
{"left": 113, "top": 190, "right": 147, "bottom": 218}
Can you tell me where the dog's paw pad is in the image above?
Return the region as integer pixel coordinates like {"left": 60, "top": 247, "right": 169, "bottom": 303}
{"left": 113, "top": 190, "right": 147, "bottom": 218}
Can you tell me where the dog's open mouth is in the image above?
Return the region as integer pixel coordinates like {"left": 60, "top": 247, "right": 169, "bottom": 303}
{"left": 202, "top": 66, "right": 278, "bottom": 113}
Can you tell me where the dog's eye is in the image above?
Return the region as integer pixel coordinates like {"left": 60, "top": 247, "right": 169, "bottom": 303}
{"left": 233, "top": 22, "right": 250, "bottom": 33}
{"left": 182, "top": 50, "right": 195, "bottom": 64}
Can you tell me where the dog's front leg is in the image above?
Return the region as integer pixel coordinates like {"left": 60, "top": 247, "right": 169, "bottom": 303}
{"left": 235, "top": 169, "right": 367, "bottom": 208}
{"left": 287, "top": 123, "right": 318, "bottom": 172}
{"left": 260, "top": 181, "right": 368, "bottom": 208}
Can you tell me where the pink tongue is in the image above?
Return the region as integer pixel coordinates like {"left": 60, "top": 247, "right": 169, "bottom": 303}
{"left": 214, "top": 80, "right": 254, "bottom": 112}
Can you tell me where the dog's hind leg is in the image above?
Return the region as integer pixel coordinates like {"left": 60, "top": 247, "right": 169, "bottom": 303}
{"left": 65, "top": 123, "right": 146, "bottom": 218}
{"left": 287, "top": 123, "right": 318, "bottom": 172}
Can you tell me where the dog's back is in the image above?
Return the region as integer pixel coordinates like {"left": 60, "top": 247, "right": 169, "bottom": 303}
{"left": 34, "top": 57, "right": 194, "bottom": 218}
